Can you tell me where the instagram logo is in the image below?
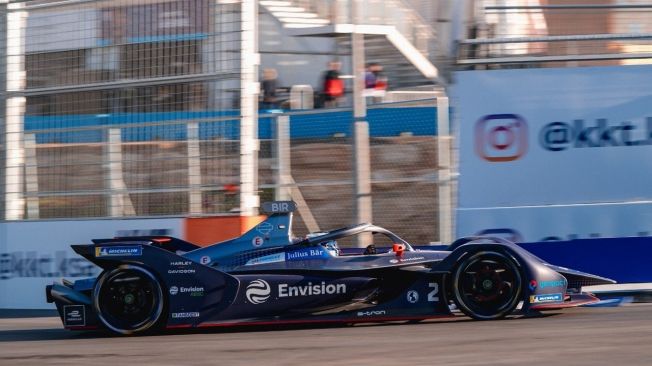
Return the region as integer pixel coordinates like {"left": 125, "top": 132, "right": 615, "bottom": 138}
{"left": 475, "top": 114, "right": 528, "bottom": 162}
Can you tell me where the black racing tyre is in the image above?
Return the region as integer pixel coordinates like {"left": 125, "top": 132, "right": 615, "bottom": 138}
{"left": 94, "top": 265, "right": 166, "bottom": 335}
{"left": 451, "top": 251, "right": 523, "bottom": 320}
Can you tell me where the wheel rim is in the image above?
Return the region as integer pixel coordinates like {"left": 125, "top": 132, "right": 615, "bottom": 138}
{"left": 94, "top": 266, "right": 163, "bottom": 334}
{"left": 454, "top": 252, "right": 522, "bottom": 319}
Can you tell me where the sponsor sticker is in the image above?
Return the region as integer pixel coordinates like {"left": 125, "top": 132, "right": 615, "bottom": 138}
{"left": 200, "top": 256, "right": 211, "bottom": 265}
{"left": 389, "top": 256, "right": 425, "bottom": 264}
{"left": 245, "top": 279, "right": 348, "bottom": 305}
{"left": 538, "top": 280, "right": 566, "bottom": 289}
{"left": 530, "top": 293, "right": 564, "bottom": 304}
{"left": 285, "top": 247, "right": 329, "bottom": 261}
{"left": 256, "top": 222, "right": 274, "bottom": 235}
{"left": 278, "top": 281, "right": 346, "bottom": 298}
{"left": 252, "top": 236, "right": 265, "bottom": 247}
{"left": 171, "top": 312, "right": 200, "bottom": 319}
{"left": 95, "top": 246, "right": 142, "bottom": 257}
{"left": 169, "top": 286, "right": 204, "bottom": 297}
{"left": 245, "top": 253, "right": 285, "bottom": 266}
{"left": 168, "top": 268, "right": 196, "bottom": 274}
{"left": 357, "top": 310, "right": 386, "bottom": 317}
{"left": 170, "top": 261, "right": 192, "bottom": 266}
{"left": 63, "top": 305, "right": 86, "bottom": 327}
{"left": 246, "top": 279, "right": 271, "bottom": 304}
{"left": 168, "top": 261, "right": 195, "bottom": 275}
{"left": 407, "top": 290, "right": 419, "bottom": 304}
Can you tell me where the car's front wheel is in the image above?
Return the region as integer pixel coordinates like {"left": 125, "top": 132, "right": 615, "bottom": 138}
{"left": 94, "top": 265, "right": 166, "bottom": 335}
{"left": 451, "top": 251, "right": 523, "bottom": 320}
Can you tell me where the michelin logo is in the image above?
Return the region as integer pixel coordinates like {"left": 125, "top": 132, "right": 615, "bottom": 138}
{"left": 95, "top": 246, "right": 142, "bottom": 257}
{"left": 530, "top": 293, "right": 564, "bottom": 304}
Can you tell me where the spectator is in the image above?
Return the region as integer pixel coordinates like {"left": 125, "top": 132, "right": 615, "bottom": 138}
{"left": 261, "top": 68, "right": 279, "bottom": 110}
{"left": 364, "top": 63, "right": 387, "bottom": 103}
{"left": 365, "top": 63, "right": 377, "bottom": 89}
{"left": 321, "top": 61, "right": 345, "bottom": 108}
{"left": 372, "top": 63, "right": 387, "bottom": 91}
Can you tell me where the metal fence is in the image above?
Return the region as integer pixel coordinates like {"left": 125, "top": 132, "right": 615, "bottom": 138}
{"left": 459, "top": 2, "right": 652, "bottom": 67}
{"left": 0, "top": 0, "right": 454, "bottom": 246}
{"left": 14, "top": 98, "right": 452, "bottom": 244}
{"left": 1, "top": 0, "right": 257, "bottom": 220}
{"left": 259, "top": 98, "right": 452, "bottom": 245}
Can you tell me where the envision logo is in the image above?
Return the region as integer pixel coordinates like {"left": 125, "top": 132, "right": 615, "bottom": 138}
{"left": 246, "top": 279, "right": 271, "bottom": 304}
{"left": 245, "top": 279, "right": 348, "bottom": 304}
{"left": 169, "top": 286, "right": 204, "bottom": 296}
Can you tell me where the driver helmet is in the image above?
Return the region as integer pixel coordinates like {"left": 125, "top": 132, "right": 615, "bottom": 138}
{"left": 321, "top": 240, "right": 340, "bottom": 257}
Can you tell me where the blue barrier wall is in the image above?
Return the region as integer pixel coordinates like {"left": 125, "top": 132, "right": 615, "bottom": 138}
{"left": 25, "top": 107, "right": 438, "bottom": 143}
{"left": 416, "top": 237, "right": 652, "bottom": 284}
{"left": 520, "top": 237, "right": 652, "bottom": 284}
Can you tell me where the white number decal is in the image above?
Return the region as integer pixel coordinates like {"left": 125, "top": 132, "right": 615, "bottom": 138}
{"left": 427, "top": 282, "right": 439, "bottom": 302}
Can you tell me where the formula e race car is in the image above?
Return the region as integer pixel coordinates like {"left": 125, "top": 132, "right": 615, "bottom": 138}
{"left": 46, "top": 201, "right": 614, "bottom": 335}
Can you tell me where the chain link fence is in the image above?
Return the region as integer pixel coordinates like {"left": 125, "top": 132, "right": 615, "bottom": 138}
{"left": 0, "top": 0, "right": 452, "bottom": 245}
{"left": 2, "top": 0, "right": 246, "bottom": 220}
{"left": 459, "top": 1, "right": 652, "bottom": 67}
{"left": 260, "top": 99, "right": 448, "bottom": 245}
{"left": 18, "top": 99, "right": 448, "bottom": 244}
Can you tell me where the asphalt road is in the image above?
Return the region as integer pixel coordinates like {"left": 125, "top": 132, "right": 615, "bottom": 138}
{"left": 1, "top": 305, "right": 651, "bottom": 366}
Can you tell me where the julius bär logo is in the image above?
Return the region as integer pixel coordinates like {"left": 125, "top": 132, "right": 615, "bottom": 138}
{"left": 475, "top": 114, "right": 528, "bottom": 162}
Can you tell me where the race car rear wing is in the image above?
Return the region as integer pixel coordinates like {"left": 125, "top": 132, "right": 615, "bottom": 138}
{"left": 92, "top": 236, "right": 200, "bottom": 253}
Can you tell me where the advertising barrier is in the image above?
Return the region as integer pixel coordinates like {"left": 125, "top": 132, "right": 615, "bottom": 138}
{"left": 0, "top": 219, "right": 183, "bottom": 309}
{"left": 454, "top": 65, "right": 652, "bottom": 244}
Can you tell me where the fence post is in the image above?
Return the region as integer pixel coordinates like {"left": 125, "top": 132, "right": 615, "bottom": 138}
{"left": 24, "top": 133, "right": 39, "bottom": 219}
{"left": 351, "top": 0, "right": 372, "bottom": 247}
{"left": 187, "top": 122, "right": 202, "bottom": 215}
{"left": 289, "top": 85, "right": 314, "bottom": 110}
{"left": 239, "top": 0, "right": 260, "bottom": 217}
{"left": 0, "top": 3, "right": 6, "bottom": 220}
{"left": 274, "top": 114, "right": 320, "bottom": 232}
{"left": 105, "top": 128, "right": 134, "bottom": 217}
{"left": 3, "top": 3, "right": 26, "bottom": 220}
{"left": 437, "top": 96, "right": 454, "bottom": 244}
{"left": 274, "top": 115, "right": 291, "bottom": 201}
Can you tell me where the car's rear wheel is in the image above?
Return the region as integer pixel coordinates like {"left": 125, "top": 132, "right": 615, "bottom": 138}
{"left": 451, "top": 251, "right": 523, "bottom": 320}
{"left": 94, "top": 265, "right": 165, "bottom": 335}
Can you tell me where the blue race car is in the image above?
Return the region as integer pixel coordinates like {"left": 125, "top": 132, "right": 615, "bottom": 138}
{"left": 46, "top": 201, "right": 614, "bottom": 335}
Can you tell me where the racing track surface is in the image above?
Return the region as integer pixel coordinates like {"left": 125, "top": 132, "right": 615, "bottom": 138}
{"left": 1, "top": 304, "right": 651, "bottom": 366}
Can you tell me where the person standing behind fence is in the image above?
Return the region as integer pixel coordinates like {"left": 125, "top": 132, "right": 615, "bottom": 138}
{"left": 365, "top": 63, "right": 377, "bottom": 89}
{"left": 321, "top": 61, "right": 345, "bottom": 108}
{"left": 364, "top": 63, "right": 387, "bottom": 103}
{"left": 261, "top": 68, "right": 279, "bottom": 110}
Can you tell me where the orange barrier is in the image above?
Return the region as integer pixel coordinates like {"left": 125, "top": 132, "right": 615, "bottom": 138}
{"left": 184, "top": 216, "right": 266, "bottom": 247}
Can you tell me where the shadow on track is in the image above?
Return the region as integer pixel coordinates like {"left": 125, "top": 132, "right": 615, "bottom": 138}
{"left": 0, "top": 328, "right": 108, "bottom": 342}
{"left": 0, "top": 312, "right": 560, "bottom": 343}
